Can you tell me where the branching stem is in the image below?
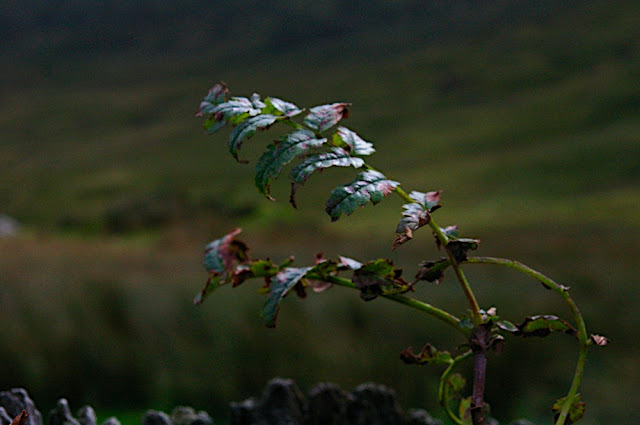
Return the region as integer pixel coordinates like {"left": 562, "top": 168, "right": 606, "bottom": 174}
{"left": 463, "top": 256, "right": 590, "bottom": 425}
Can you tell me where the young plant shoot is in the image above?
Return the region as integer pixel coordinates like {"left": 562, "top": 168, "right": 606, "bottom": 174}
{"left": 194, "top": 83, "right": 607, "bottom": 425}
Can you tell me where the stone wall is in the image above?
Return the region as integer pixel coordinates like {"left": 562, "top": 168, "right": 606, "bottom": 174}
{"left": 1, "top": 380, "right": 535, "bottom": 425}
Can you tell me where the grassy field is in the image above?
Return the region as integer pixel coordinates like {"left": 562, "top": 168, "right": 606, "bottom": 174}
{"left": 1, "top": 1, "right": 639, "bottom": 424}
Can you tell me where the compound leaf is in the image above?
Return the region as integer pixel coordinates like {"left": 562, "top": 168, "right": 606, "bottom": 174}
{"left": 229, "top": 114, "right": 280, "bottom": 161}
{"left": 325, "top": 170, "right": 399, "bottom": 221}
{"left": 304, "top": 103, "right": 350, "bottom": 132}
{"left": 333, "top": 127, "right": 375, "bottom": 155}
{"left": 262, "top": 266, "right": 312, "bottom": 327}
{"left": 255, "top": 130, "right": 326, "bottom": 199}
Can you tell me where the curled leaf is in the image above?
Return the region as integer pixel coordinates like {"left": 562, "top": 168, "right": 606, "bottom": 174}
{"left": 414, "top": 258, "right": 450, "bottom": 284}
{"left": 352, "top": 259, "right": 408, "bottom": 301}
{"left": 196, "top": 228, "right": 249, "bottom": 305}
{"left": 393, "top": 204, "right": 430, "bottom": 249}
{"left": 400, "top": 343, "right": 453, "bottom": 366}
{"left": 203, "top": 228, "right": 248, "bottom": 275}
{"left": 196, "top": 82, "right": 229, "bottom": 117}
{"left": 325, "top": 170, "right": 399, "bottom": 221}
{"left": 304, "top": 103, "right": 350, "bottom": 132}
{"left": 393, "top": 191, "right": 442, "bottom": 249}
{"left": 255, "top": 130, "right": 327, "bottom": 199}
{"left": 499, "top": 315, "right": 578, "bottom": 338}
{"left": 447, "top": 238, "right": 480, "bottom": 262}
{"left": 590, "top": 334, "right": 609, "bottom": 346}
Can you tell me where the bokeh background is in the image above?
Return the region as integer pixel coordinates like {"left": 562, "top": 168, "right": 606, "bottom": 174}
{"left": 1, "top": 1, "right": 639, "bottom": 424}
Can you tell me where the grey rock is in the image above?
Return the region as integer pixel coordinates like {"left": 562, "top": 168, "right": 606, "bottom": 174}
{"left": 306, "top": 383, "right": 348, "bottom": 425}
{"left": 260, "top": 378, "right": 305, "bottom": 425}
{"left": 77, "top": 406, "right": 97, "bottom": 425}
{"left": 48, "top": 399, "right": 80, "bottom": 425}
{"left": 229, "top": 398, "right": 265, "bottom": 425}
{"left": 0, "top": 407, "right": 12, "bottom": 425}
{"left": 142, "top": 411, "right": 172, "bottom": 425}
{"left": 170, "top": 406, "right": 212, "bottom": 425}
{"left": 347, "top": 383, "right": 404, "bottom": 425}
{"left": 101, "top": 417, "right": 121, "bottom": 425}
{"left": 0, "top": 388, "right": 43, "bottom": 425}
{"left": 406, "top": 408, "right": 444, "bottom": 425}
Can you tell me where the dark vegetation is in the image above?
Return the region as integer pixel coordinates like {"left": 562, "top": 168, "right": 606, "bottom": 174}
{"left": 0, "top": 1, "right": 638, "bottom": 424}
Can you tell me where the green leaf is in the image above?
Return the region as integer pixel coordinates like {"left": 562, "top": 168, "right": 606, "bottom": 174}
{"left": 553, "top": 394, "right": 586, "bottom": 424}
{"left": 290, "top": 148, "right": 365, "bottom": 184}
{"left": 501, "top": 315, "right": 578, "bottom": 338}
{"left": 229, "top": 114, "right": 280, "bottom": 161}
{"left": 333, "top": 127, "right": 375, "bottom": 155}
{"left": 458, "top": 397, "right": 473, "bottom": 425}
{"left": 303, "top": 103, "right": 350, "bottom": 132}
{"left": 196, "top": 82, "right": 228, "bottom": 117}
{"left": 289, "top": 148, "right": 365, "bottom": 207}
{"left": 265, "top": 97, "right": 303, "bottom": 117}
{"left": 203, "top": 114, "right": 227, "bottom": 134}
{"left": 262, "top": 266, "right": 312, "bottom": 327}
{"left": 254, "top": 130, "right": 327, "bottom": 199}
{"left": 447, "top": 373, "right": 467, "bottom": 394}
{"left": 409, "top": 190, "right": 442, "bottom": 212}
{"left": 325, "top": 170, "right": 399, "bottom": 221}
{"left": 399, "top": 343, "right": 453, "bottom": 366}
{"left": 214, "top": 96, "right": 262, "bottom": 120}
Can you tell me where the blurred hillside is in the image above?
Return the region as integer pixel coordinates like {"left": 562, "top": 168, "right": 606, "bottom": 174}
{"left": 1, "top": 1, "right": 639, "bottom": 424}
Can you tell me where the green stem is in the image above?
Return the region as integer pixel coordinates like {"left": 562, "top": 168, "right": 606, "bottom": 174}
{"left": 438, "top": 350, "right": 473, "bottom": 425}
{"left": 393, "top": 186, "right": 483, "bottom": 325}
{"left": 320, "top": 274, "right": 468, "bottom": 337}
{"left": 463, "top": 256, "right": 590, "bottom": 425}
